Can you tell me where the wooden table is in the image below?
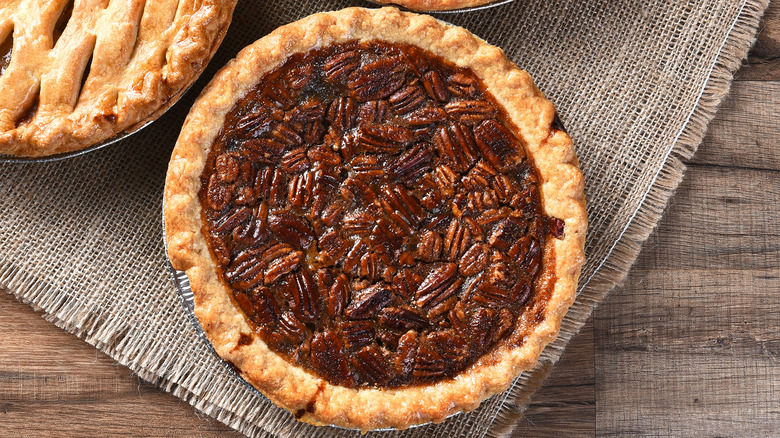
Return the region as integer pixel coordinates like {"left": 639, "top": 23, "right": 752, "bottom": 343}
{"left": 2, "top": 4, "right": 778, "bottom": 437}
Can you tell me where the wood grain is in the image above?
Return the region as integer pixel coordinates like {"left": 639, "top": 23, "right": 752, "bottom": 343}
{"left": 1, "top": 3, "right": 778, "bottom": 437}
{"left": 514, "top": 321, "right": 595, "bottom": 437}
{"left": 590, "top": 78, "right": 780, "bottom": 437}
{"left": 0, "top": 293, "right": 241, "bottom": 437}
{"left": 735, "top": 4, "right": 780, "bottom": 81}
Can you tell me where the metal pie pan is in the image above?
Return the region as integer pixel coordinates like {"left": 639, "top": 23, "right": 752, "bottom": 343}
{"left": 0, "top": 120, "right": 153, "bottom": 163}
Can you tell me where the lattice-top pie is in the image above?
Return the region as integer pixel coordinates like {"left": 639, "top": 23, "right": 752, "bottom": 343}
{"left": 0, "top": 0, "right": 237, "bottom": 157}
{"left": 164, "top": 7, "right": 586, "bottom": 431}
{"left": 371, "top": 0, "right": 501, "bottom": 11}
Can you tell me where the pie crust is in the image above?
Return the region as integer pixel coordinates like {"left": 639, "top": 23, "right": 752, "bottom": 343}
{"left": 0, "top": 0, "right": 237, "bottom": 157}
{"left": 164, "top": 7, "right": 586, "bottom": 431}
{"left": 371, "top": 0, "right": 500, "bottom": 12}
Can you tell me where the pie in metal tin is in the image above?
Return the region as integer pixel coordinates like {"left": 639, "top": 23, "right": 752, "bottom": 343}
{"left": 164, "top": 7, "right": 586, "bottom": 431}
{"left": 0, "top": 0, "right": 237, "bottom": 157}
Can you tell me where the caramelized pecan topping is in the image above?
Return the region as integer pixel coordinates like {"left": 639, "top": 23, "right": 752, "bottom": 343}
{"left": 199, "top": 41, "right": 561, "bottom": 389}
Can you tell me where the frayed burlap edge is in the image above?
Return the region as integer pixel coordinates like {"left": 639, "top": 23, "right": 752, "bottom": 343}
{"left": 0, "top": 1, "right": 770, "bottom": 436}
{"left": 485, "top": 0, "right": 771, "bottom": 436}
{"left": 0, "top": 261, "right": 274, "bottom": 438}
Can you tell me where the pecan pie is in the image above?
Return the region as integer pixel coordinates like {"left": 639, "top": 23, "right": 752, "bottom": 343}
{"left": 164, "top": 7, "right": 586, "bottom": 431}
{"left": 371, "top": 0, "right": 501, "bottom": 11}
{"left": 0, "top": 0, "right": 237, "bottom": 157}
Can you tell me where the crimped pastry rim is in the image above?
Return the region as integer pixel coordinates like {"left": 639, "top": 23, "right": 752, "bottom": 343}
{"left": 164, "top": 7, "right": 586, "bottom": 431}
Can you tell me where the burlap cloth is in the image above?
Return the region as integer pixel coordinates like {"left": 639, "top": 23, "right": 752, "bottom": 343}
{"left": 0, "top": 0, "right": 770, "bottom": 436}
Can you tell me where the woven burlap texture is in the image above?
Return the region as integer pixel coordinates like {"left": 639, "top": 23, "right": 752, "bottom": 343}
{"left": 0, "top": 0, "right": 769, "bottom": 436}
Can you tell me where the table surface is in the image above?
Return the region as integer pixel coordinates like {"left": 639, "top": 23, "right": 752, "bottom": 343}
{"left": 2, "top": 4, "right": 779, "bottom": 437}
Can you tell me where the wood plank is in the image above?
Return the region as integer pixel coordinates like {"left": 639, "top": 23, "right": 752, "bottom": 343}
{"left": 640, "top": 164, "right": 780, "bottom": 271}
{"left": 594, "top": 79, "right": 780, "bottom": 436}
{"left": 0, "top": 292, "right": 242, "bottom": 437}
{"left": 513, "top": 321, "right": 595, "bottom": 437}
{"left": 691, "top": 81, "right": 780, "bottom": 171}
{"left": 735, "top": 1, "right": 780, "bottom": 81}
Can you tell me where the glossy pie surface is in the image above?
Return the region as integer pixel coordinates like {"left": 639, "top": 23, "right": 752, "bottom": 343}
{"left": 201, "top": 40, "right": 562, "bottom": 389}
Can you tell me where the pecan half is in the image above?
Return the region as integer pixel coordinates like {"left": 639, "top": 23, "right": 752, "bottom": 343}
{"left": 469, "top": 307, "right": 495, "bottom": 353}
{"left": 416, "top": 263, "right": 462, "bottom": 309}
{"left": 307, "top": 144, "right": 341, "bottom": 167}
{"left": 492, "top": 308, "right": 515, "bottom": 342}
{"left": 207, "top": 174, "right": 231, "bottom": 211}
{"left": 279, "top": 311, "right": 307, "bottom": 344}
{"left": 311, "top": 331, "right": 355, "bottom": 386}
{"left": 327, "top": 97, "right": 358, "bottom": 132}
{"left": 416, "top": 229, "right": 443, "bottom": 262}
{"left": 351, "top": 345, "right": 395, "bottom": 386}
{"left": 473, "top": 119, "right": 523, "bottom": 171}
{"left": 232, "top": 216, "right": 267, "bottom": 247}
{"left": 406, "top": 105, "right": 447, "bottom": 127}
{"left": 413, "top": 337, "right": 447, "bottom": 378}
{"left": 459, "top": 243, "right": 490, "bottom": 276}
{"left": 235, "top": 111, "right": 274, "bottom": 138}
{"left": 358, "top": 100, "right": 390, "bottom": 125}
{"left": 447, "top": 72, "right": 478, "bottom": 97}
{"left": 470, "top": 279, "right": 519, "bottom": 309}
{"left": 215, "top": 154, "right": 240, "bottom": 183}
{"left": 389, "top": 81, "right": 427, "bottom": 115}
{"left": 281, "top": 147, "right": 310, "bottom": 174}
{"left": 340, "top": 320, "right": 375, "bottom": 350}
{"left": 445, "top": 100, "right": 496, "bottom": 124}
{"left": 389, "top": 144, "right": 432, "bottom": 183}
{"left": 428, "top": 329, "right": 469, "bottom": 365}
{"left": 286, "top": 269, "right": 319, "bottom": 322}
{"left": 445, "top": 219, "right": 473, "bottom": 261}
{"left": 263, "top": 245, "right": 302, "bottom": 284}
{"left": 213, "top": 206, "right": 251, "bottom": 234}
{"left": 379, "top": 306, "right": 428, "bottom": 331}
{"left": 345, "top": 283, "right": 392, "bottom": 319}
{"left": 380, "top": 184, "right": 424, "bottom": 234}
{"left": 351, "top": 155, "right": 384, "bottom": 178}
{"left": 250, "top": 286, "right": 278, "bottom": 326}
{"left": 434, "top": 123, "right": 479, "bottom": 172}
{"left": 328, "top": 274, "right": 349, "bottom": 318}
{"left": 395, "top": 330, "right": 418, "bottom": 378}
{"left": 421, "top": 70, "right": 449, "bottom": 102}
{"left": 288, "top": 171, "right": 314, "bottom": 209}
{"left": 323, "top": 50, "right": 361, "bottom": 83}
{"left": 268, "top": 212, "right": 315, "bottom": 249}
{"left": 225, "top": 247, "right": 265, "bottom": 291}
{"left": 355, "top": 124, "right": 414, "bottom": 154}
{"left": 347, "top": 57, "right": 407, "bottom": 101}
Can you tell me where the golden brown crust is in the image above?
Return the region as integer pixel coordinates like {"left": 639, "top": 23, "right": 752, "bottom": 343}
{"left": 371, "top": 0, "right": 499, "bottom": 12}
{"left": 0, "top": 0, "right": 237, "bottom": 157}
{"left": 164, "top": 7, "right": 586, "bottom": 431}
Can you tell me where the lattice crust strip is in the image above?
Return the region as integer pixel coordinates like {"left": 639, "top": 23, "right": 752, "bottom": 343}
{"left": 0, "top": 0, "right": 237, "bottom": 157}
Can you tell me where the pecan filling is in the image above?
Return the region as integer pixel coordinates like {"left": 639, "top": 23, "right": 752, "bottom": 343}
{"left": 200, "top": 41, "right": 562, "bottom": 388}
